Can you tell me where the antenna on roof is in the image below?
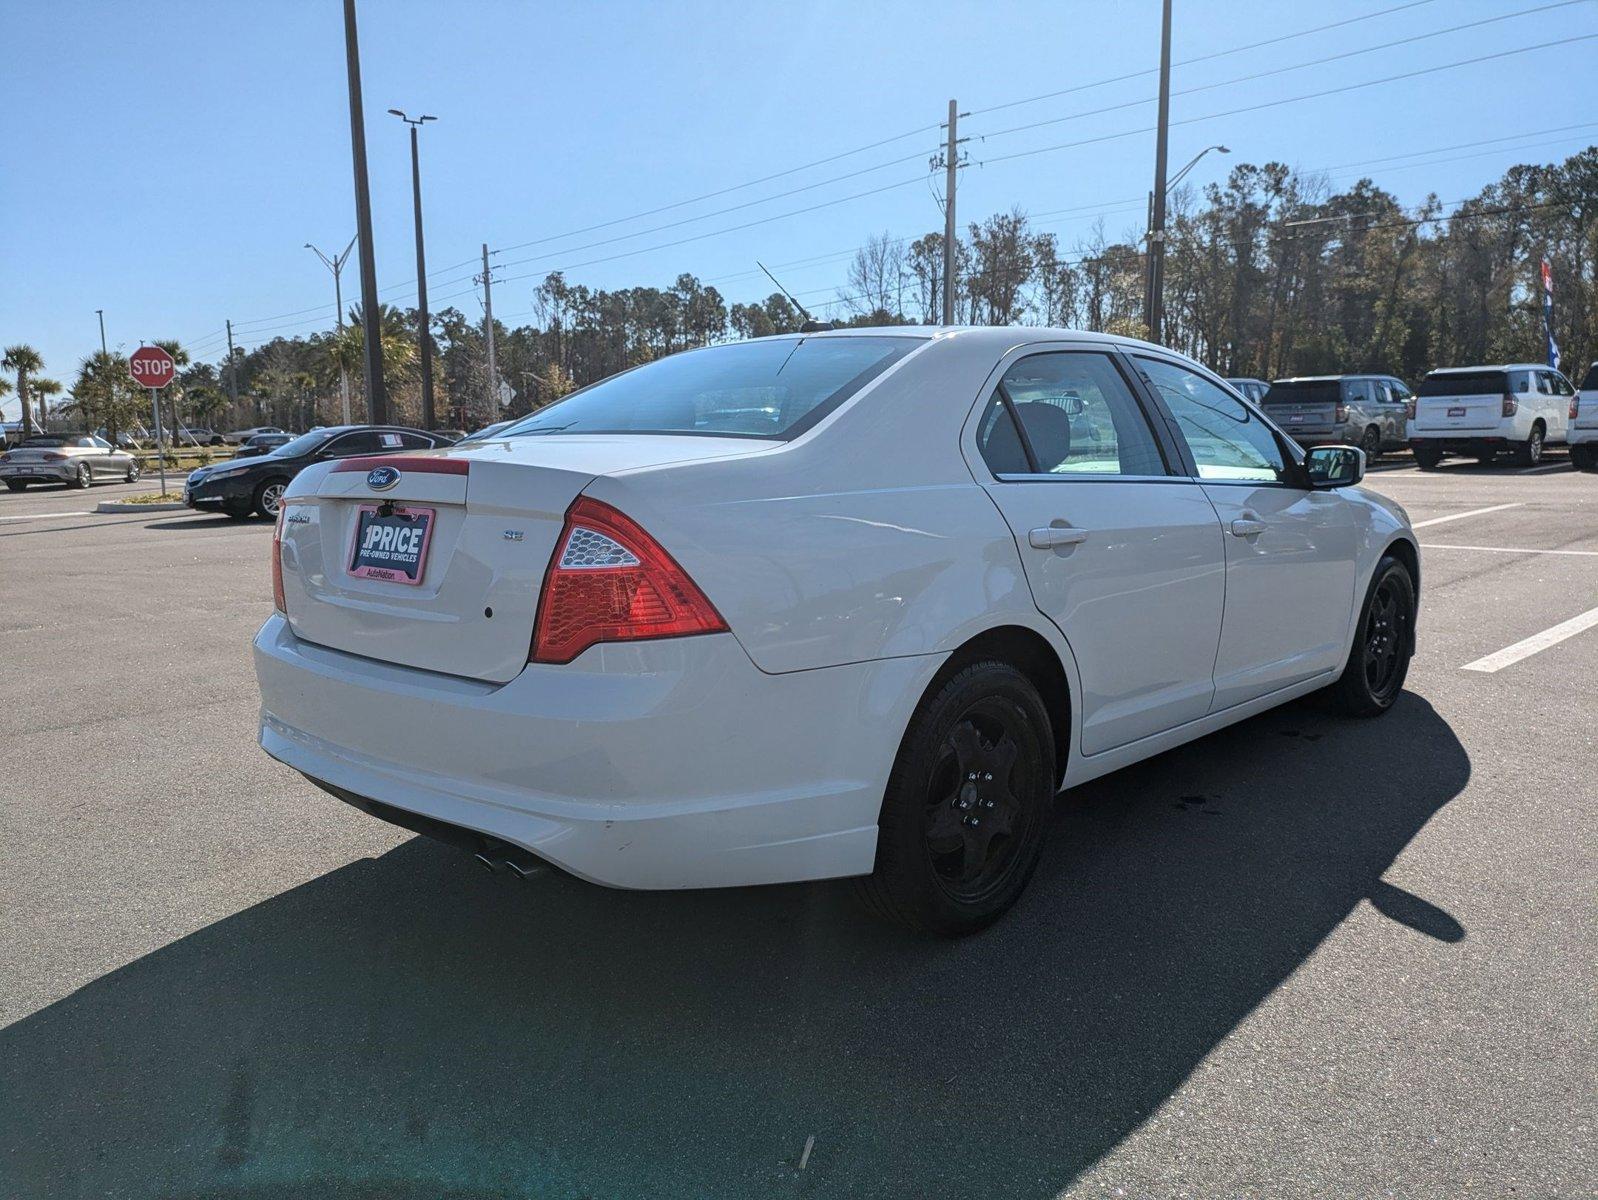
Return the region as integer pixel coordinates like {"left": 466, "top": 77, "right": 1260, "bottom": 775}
{"left": 756, "top": 260, "right": 834, "bottom": 333}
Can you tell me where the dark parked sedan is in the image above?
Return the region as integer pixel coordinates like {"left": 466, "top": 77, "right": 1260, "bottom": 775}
{"left": 183, "top": 425, "right": 448, "bottom": 519}
{"left": 234, "top": 432, "right": 295, "bottom": 458}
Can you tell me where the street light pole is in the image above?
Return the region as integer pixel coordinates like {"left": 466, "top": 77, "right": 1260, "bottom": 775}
{"left": 389, "top": 109, "right": 437, "bottom": 431}
{"left": 95, "top": 309, "right": 108, "bottom": 356}
{"left": 306, "top": 236, "right": 358, "bottom": 423}
{"left": 343, "top": 0, "right": 387, "bottom": 424}
{"left": 1144, "top": 142, "right": 1229, "bottom": 343}
{"left": 1146, "top": 0, "right": 1173, "bottom": 345}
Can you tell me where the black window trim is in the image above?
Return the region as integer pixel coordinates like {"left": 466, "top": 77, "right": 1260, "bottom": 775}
{"left": 974, "top": 346, "right": 1184, "bottom": 484}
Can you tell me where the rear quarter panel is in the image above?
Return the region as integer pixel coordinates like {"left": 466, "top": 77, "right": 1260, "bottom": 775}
{"left": 580, "top": 334, "right": 1064, "bottom": 677}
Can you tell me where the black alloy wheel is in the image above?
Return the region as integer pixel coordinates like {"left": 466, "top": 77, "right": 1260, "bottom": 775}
{"left": 858, "top": 660, "right": 1054, "bottom": 936}
{"left": 1329, "top": 554, "right": 1415, "bottom": 717}
{"left": 1361, "top": 426, "right": 1381, "bottom": 462}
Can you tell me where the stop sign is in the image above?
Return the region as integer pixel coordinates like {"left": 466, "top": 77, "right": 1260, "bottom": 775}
{"left": 129, "top": 345, "right": 177, "bottom": 390}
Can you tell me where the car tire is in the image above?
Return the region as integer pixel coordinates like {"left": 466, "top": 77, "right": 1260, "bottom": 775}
{"left": 73, "top": 463, "right": 92, "bottom": 489}
{"left": 1413, "top": 446, "right": 1444, "bottom": 470}
{"left": 125, "top": 462, "right": 142, "bottom": 483}
{"left": 856, "top": 660, "right": 1055, "bottom": 936}
{"left": 1515, "top": 424, "right": 1545, "bottom": 467}
{"left": 1360, "top": 426, "right": 1381, "bottom": 462}
{"left": 1572, "top": 444, "right": 1598, "bottom": 473}
{"left": 252, "top": 477, "right": 289, "bottom": 519}
{"left": 4, "top": 480, "right": 26, "bottom": 492}
{"left": 1328, "top": 553, "right": 1415, "bottom": 718}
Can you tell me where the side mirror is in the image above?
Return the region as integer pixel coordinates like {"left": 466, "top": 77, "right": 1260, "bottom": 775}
{"left": 1305, "top": 444, "right": 1364, "bottom": 488}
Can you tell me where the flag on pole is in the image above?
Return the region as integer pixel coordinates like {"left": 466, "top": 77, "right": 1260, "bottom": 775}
{"left": 1541, "top": 258, "right": 1561, "bottom": 371}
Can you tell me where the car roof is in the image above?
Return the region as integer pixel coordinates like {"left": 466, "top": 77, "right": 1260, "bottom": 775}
{"left": 1270, "top": 373, "right": 1395, "bottom": 383}
{"left": 1427, "top": 363, "right": 1551, "bottom": 374}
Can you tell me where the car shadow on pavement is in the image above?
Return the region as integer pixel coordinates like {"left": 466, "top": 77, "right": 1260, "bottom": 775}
{"left": 0, "top": 694, "right": 1468, "bottom": 1200}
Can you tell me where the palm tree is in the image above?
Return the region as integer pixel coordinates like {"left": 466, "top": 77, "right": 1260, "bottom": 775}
{"left": 330, "top": 304, "right": 417, "bottom": 409}
{"left": 153, "top": 340, "right": 191, "bottom": 443}
{"left": 30, "top": 378, "right": 62, "bottom": 431}
{"left": 3, "top": 344, "right": 43, "bottom": 438}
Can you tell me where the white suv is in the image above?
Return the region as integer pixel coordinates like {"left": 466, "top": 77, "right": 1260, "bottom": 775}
{"left": 1571, "top": 362, "right": 1598, "bottom": 473}
{"left": 1408, "top": 363, "right": 1573, "bottom": 468}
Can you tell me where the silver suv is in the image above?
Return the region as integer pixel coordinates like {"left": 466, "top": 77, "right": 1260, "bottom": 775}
{"left": 1263, "top": 374, "right": 1412, "bottom": 459}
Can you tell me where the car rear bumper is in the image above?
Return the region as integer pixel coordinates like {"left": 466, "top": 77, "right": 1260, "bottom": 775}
{"left": 1569, "top": 425, "right": 1598, "bottom": 446}
{"left": 253, "top": 613, "right": 939, "bottom": 889}
{"left": 0, "top": 463, "right": 74, "bottom": 482}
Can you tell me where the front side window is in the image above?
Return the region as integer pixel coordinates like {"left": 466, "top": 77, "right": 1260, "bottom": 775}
{"left": 976, "top": 352, "right": 1166, "bottom": 478}
{"left": 502, "top": 336, "right": 922, "bottom": 442}
{"left": 1136, "top": 356, "right": 1288, "bottom": 484}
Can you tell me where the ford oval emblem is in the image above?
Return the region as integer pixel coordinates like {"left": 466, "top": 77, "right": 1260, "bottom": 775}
{"left": 367, "top": 466, "right": 400, "bottom": 491}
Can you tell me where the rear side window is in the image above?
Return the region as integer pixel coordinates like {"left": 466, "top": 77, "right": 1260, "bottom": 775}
{"left": 976, "top": 352, "right": 1166, "bottom": 477}
{"left": 1419, "top": 371, "right": 1508, "bottom": 397}
{"left": 1137, "top": 356, "right": 1288, "bottom": 483}
{"left": 1265, "top": 380, "right": 1340, "bottom": 405}
{"left": 502, "top": 336, "right": 922, "bottom": 441}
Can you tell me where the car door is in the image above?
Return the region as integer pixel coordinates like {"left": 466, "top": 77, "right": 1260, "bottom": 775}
{"left": 1382, "top": 379, "right": 1411, "bottom": 446}
{"left": 1131, "top": 353, "right": 1359, "bottom": 712}
{"left": 89, "top": 436, "right": 121, "bottom": 477}
{"left": 1538, "top": 370, "right": 1571, "bottom": 440}
{"left": 968, "top": 347, "right": 1227, "bottom": 756}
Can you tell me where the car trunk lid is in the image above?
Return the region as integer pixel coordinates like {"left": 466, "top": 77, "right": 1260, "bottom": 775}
{"left": 277, "top": 436, "right": 776, "bottom": 682}
{"left": 1414, "top": 371, "right": 1506, "bottom": 432}
{"left": 1263, "top": 382, "right": 1340, "bottom": 437}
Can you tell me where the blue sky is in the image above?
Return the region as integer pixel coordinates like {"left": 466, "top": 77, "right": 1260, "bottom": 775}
{"left": 4, "top": 0, "right": 1596, "bottom": 418}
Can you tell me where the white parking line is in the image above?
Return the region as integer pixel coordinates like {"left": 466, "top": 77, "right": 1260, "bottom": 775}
{"left": 1463, "top": 605, "right": 1598, "bottom": 673}
{"left": 1410, "top": 503, "right": 1523, "bottom": 529}
{"left": 0, "top": 510, "right": 97, "bottom": 522}
{"left": 1519, "top": 463, "right": 1572, "bottom": 475}
{"left": 1421, "top": 542, "right": 1598, "bottom": 557}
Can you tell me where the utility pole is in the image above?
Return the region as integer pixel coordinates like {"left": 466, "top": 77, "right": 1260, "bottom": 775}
{"left": 941, "top": 99, "right": 959, "bottom": 326}
{"left": 95, "top": 309, "right": 108, "bottom": 356}
{"left": 390, "top": 109, "right": 437, "bottom": 429}
{"left": 306, "top": 236, "right": 357, "bottom": 423}
{"left": 225, "top": 319, "right": 241, "bottom": 419}
{"left": 1146, "top": 0, "right": 1174, "bottom": 345}
{"left": 480, "top": 243, "right": 500, "bottom": 415}
{"left": 344, "top": 0, "right": 387, "bottom": 424}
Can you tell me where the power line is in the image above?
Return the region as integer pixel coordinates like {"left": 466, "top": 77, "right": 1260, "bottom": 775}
{"left": 490, "top": 122, "right": 942, "bottom": 256}
{"left": 977, "top": 36, "right": 1598, "bottom": 170}
{"left": 491, "top": 145, "right": 941, "bottom": 273}
{"left": 967, "top": 0, "right": 1440, "bottom": 118}
{"left": 973, "top": 1, "right": 1590, "bottom": 145}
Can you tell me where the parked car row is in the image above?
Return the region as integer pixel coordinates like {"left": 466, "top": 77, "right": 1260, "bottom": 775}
{"left": 1225, "top": 361, "right": 1598, "bottom": 471}
{"left": 184, "top": 425, "right": 456, "bottom": 518}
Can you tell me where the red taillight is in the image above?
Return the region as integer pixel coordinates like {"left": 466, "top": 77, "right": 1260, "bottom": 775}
{"left": 271, "top": 507, "right": 286, "bottom": 614}
{"left": 1571, "top": 396, "right": 1580, "bottom": 420}
{"left": 1502, "top": 393, "right": 1518, "bottom": 417}
{"left": 531, "top": 496, "right": 727, "bottom": 665}
{"left": 1334, "top": 403, "right": 1348, "bottom": 423}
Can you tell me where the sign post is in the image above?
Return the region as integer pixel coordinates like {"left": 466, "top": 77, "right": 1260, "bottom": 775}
{"left": 129, "top": 346, "right": 177, "bottom": 497}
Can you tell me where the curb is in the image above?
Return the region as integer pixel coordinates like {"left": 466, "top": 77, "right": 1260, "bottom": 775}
{"left": 95, "top": 500, "right": 190, "bottom": 514}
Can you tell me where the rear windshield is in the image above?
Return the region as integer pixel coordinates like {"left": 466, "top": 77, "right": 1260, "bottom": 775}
{"left": 502, "top": 336, "right": 923, "bottom": 441}
{"left": 1419, "top": 371, "right": 1506, "bottom": 397}
{"left": 1582, "top": 363, "right": 1598, "bottom": 390}
{"left": 1264, "top": 380, "right": 1340, "bottom": 405}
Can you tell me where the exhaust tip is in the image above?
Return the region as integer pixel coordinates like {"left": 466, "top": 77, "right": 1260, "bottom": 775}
{"left": 474, "top": 852, "right": 500, "bottom": 873}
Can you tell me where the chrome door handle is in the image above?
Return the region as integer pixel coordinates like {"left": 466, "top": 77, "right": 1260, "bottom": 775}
{"left": 1230, "top": 517, "right": 1267, "bottom": 538}
{"left": 1029, "top": 525, "right": 1090, "bottom": 549}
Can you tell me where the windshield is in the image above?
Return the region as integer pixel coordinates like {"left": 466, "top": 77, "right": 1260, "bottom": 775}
{"left": 1419, "top": 371, "right": 1507, "bottom": 397}
{"left": 268, "top": 430, "right": 335, "bottom": 458}
{"left": 502, "top": 336, "right": 923, "bottom": 441}
{"left": 1264, "top": 380, "right": 1340, "bottom": 405}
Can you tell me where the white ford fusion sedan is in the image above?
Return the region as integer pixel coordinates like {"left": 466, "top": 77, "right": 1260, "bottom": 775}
{"left": 254, "top": 328, "right": 1418, "bottom": 934}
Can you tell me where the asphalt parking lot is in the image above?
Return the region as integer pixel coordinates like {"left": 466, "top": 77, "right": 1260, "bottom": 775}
{"left": 1, "top": 457, "right": 1593, "bottom": 1199}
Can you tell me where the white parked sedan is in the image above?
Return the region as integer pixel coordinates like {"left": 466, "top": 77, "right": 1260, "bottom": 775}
{"left": 254, "top": 328, "right": 1419, "bottom": 934}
